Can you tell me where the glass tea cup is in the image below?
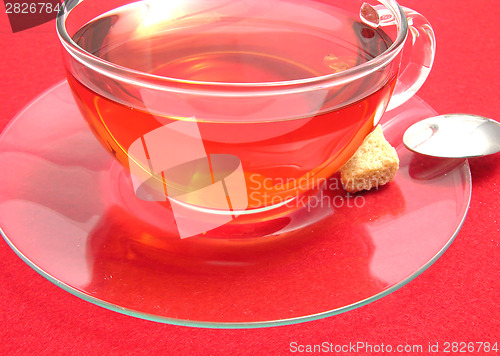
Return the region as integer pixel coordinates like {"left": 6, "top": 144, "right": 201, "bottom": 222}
{"left": 56, "top": 0, "right": 435, "bottom": 238}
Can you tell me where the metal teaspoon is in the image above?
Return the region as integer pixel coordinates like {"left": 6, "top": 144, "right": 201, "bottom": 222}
{"left": 403, "top": 114, "right": 500, "bottom": 158}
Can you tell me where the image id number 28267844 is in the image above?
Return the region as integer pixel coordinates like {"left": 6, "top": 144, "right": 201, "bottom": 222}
{"left": 5, "top": 2, "right": 60, "bottom": 14}
{"left": 441, "top": 341, "right": 498, "bottom": 353}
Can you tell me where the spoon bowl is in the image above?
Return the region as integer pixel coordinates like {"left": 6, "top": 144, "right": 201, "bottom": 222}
{"left": 403, "top": 114, "right": 500, "bottom": 158}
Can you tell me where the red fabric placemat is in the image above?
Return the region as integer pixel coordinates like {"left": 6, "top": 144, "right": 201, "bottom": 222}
{"left": 1, "top": 1, "right": 498, "bottom": 354}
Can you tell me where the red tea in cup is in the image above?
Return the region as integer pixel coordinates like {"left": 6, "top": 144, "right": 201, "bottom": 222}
{"left": 59, "top": 0, "right": 435, "bottom": 224}
{"left": 64, "top": 0, "right": 400, "bottom": 212}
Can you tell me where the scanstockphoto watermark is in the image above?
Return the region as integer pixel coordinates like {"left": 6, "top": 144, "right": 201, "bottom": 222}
{"left": 290, "top": 341, "right": 424, "bottom": 354}
{"left": 248, "top": 175, "right": 366, "bottom": 210}
{"left": 127, "top": 121, "right": 368, "bottom": 238}
{"left": 287, "top": 188, "right": 366, "bottom": 211}
{"left": 289, "top": 341, "right": 499, "bottom": 354}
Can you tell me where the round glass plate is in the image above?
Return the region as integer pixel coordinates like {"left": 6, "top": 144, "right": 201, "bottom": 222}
{"left": 0, "top": 81, "right": 471, "bottom": 328}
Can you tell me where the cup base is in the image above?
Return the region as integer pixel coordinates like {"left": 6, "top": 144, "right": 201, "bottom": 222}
{"left": 108, "top": 158, "right": 342, "bottom": 245}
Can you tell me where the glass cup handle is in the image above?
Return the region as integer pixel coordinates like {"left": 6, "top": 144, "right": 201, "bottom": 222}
{"left": 386, "top": 7, "right": 436, "bottom": 110}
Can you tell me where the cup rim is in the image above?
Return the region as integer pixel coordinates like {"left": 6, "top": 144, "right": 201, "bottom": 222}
{"left": 56, "top": 0, "right": 408, "bottom": 91}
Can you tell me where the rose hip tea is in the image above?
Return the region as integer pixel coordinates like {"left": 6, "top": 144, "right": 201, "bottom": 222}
{"left": 65, "top": 0, "right": 398, "bottom": 211}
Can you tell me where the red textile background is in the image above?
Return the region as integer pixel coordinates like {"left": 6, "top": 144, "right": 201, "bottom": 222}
{"left": 1, "top": 0, "right": 498, "bottom": 354}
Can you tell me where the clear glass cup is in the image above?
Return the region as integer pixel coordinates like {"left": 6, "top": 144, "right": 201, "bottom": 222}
{"left": 56, "top": 0, "right": 435, "bottom": 238}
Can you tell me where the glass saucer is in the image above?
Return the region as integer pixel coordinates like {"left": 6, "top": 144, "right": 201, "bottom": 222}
{"left": 0, "top": 81, "right": 471, "bottom": 328}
